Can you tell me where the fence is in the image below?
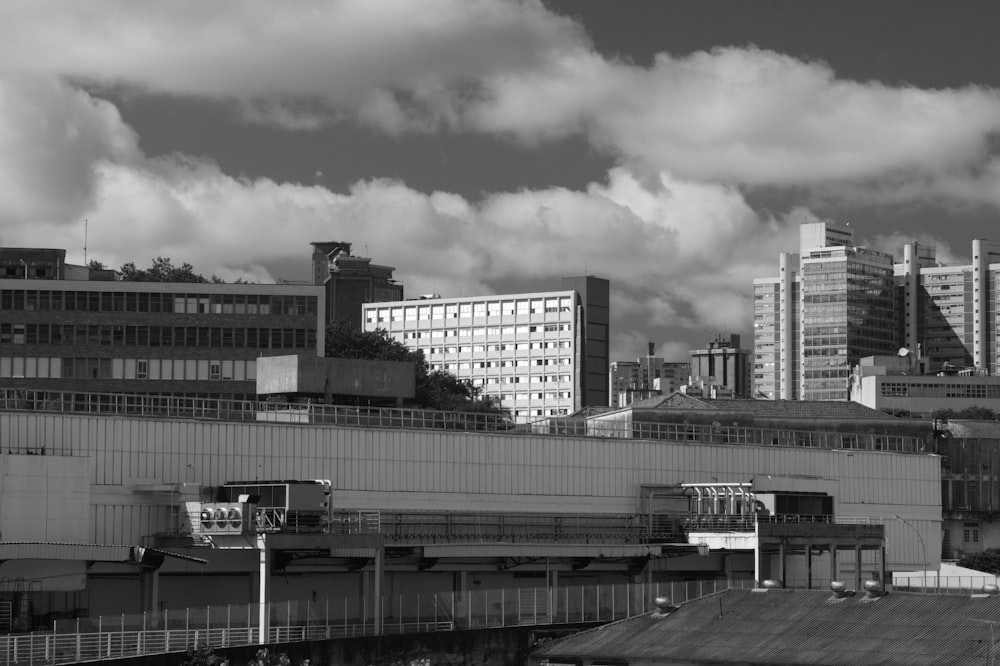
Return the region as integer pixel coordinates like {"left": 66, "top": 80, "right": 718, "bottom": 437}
{"left": 0, "top": 389, "right": 927, "bottom": 455}
{"left": 0, "top": 580, "right": 732, "bottom": 665}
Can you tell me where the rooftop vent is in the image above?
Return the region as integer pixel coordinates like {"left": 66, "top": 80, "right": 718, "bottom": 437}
{"left": 830, "top": 581, "right": 855, "bottom": 599}
{"left": 863, "top": 580, "right": 884, "bottom": 599}
{"left": 652, "top": 596, "right": 677, "bottom": 616}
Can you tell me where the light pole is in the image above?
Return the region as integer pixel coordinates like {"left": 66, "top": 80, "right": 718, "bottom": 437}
{"left": 894, "top": 515, "right": 929, "bottom": 591}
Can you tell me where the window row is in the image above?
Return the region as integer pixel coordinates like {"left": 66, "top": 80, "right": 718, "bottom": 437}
{"left": 0, "top": 290, "right": 317, "bottom": 316}
{"left": 399, "top": 323, "right": 572, "bottom": 339}
{"left": 880, "top": 382, "right": 1000, "bottom": 399}
{"left": 367, "top": 298, "right": 574, "bottom": 323}
{"left": 0, "top": 357, "right": 257, "bottom": 381}
{"left": 461, "top": 374, "right": 574, "bottom": 385}
{"left": 420, "top": 342, "right": 572, "bottom": 354}
{"left": 0, "top": 323, "right": 317, "bottom": 350}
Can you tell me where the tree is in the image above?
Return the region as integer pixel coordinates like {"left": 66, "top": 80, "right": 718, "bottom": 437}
{"left": 119, "top": 257, "right": 209, "bottom": 283}
{"left": 324, "top": 321, "right": 508, "bottom": 416}
{"left": 958, "top": 548, "right": 1000, "bottom": 575}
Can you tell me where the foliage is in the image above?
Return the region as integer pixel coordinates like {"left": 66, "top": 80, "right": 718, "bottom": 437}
{"left": 87, "top": 259, "right": 107, "bottom": 270}
{"left": 324, "top": 321, "right": 508, "bottom": 416}
{"left": 180, "top": 644, "right": 229, "bottom": 666}
{"left": 932, "top": 405, "right": 999, "bottom": 422}
{"left": 957, "top": 548, "right": 1000, "bottom": 575}
{"left": 119, "top": 257, "right": 210, "bottom": 283}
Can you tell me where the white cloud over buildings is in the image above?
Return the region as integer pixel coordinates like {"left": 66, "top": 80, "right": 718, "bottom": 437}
{"left": 1, "top": 0, "right": 998, "bottom": 357}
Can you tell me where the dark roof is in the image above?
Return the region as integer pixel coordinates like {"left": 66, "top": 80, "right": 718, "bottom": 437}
{"left": 626, "top": 392, "right": 897, "bottom": 420}
{"left": 531, "top": 588, "right": 1000, "bottom": 666}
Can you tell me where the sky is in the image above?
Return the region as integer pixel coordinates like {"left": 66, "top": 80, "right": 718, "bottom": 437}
{"left": 2, "top": 0, "right": 1000, "bottom": 362}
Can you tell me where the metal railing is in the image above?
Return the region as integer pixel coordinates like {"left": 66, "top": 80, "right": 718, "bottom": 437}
{"left": 0, "top": 389, "right": 928, "bottom": 454}
{"left": 0, "top": 580, "right": 733, "bottom": 665}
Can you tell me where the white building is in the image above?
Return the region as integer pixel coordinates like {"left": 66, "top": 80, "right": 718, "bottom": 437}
{"left": 362, "top": 277, "right": 609, "bottom": 422}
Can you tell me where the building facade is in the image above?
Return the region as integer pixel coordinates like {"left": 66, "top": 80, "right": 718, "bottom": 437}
{"left": 0, "top": 248, "right": 325, "bottom": 402}
{"left": 311, "top": 241, "right": 403, "bottom": 330}
{"left": 752, "top": 224, "right": 1000, "bottom": 400}
{"left": 362, "top": 277, "right": 609, "bottom": 422}
{"left": 689, "top": 333, "right": 751, "bottom": 397}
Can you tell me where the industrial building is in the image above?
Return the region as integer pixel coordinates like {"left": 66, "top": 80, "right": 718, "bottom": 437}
{"left": 0, "top": 247, "right": 325, "bottom": 402}
{"left": 362, "top": 276, "right": 610, "bottom": 422}
{"left": 754, "top": 225, "right": 1000, "bottom": 400}
{"left": 0, "top": 392, "right": 939, "bottom": 632}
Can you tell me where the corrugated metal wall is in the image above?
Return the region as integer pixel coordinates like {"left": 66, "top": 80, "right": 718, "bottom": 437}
{"left": 0, "top": 412, "right": 941, "bottom": 558}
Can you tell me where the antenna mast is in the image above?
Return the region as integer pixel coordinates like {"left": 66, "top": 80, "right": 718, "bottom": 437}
{"left": 84, "top": 218, "right": 88, "bottom": 265}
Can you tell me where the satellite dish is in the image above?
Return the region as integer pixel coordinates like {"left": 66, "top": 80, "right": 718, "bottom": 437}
{"left": 897, "top": 347, "right": 911, "bottom": 357}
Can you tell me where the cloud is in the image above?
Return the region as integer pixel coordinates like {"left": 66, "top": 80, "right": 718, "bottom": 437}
{"left": 0, "top": 73, "right": 802, "bottom": 360}
{"left": 3, "top": 2, "right": 999, "bottom": 203}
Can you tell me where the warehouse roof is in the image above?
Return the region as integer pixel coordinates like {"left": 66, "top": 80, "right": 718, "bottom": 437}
{"left": 530, "top": 587, "right": 1000, "bottom": 666}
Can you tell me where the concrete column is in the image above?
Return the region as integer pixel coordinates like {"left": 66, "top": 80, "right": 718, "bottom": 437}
{"left": 854, "top": 545, "right": 862, "bottom": 592}
{"left": 778, "top": 542, "right": 786, "bottom": 587}
{"left": 754, "top": 544, "right": 762, "bottom": 586}
{"left": 373, "top": 546, "right": 384, "bottom": 635}
{"left": 255, "top": 535, "right": 269, "bottom": 644}
{"left": 805, "top": 543, "right": 812, "bottom": 590}
{"left": 139, "top": 569, "right": 159, "bottom": 615}
{"left": 829, "top": 545, "right": 838, "bottom": 584}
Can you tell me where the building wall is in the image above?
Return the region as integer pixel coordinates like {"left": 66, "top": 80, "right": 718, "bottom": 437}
{"left": 363, "top": 288, "right": 603, "bottom": 422}
{"left": 562, "top": 276, "right": 610, "bottom": 409}
{"left": 0, "top": 411, "right": 943, "bottom": 570}
{"left": 799, "top": 245, "right": 896, "bottom": 401}
{"left": 853, "top": 375, "right": 1000, "bottom": 416}
{"left": 0, "top": 280, "right": 325, "bottom": 400}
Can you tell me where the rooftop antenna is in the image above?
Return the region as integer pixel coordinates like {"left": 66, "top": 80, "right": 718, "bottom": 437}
{"left": 83, "top": 218, "right": 88, "bottom": 265}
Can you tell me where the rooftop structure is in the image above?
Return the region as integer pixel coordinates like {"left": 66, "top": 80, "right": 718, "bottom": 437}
{"left": 688, "top": 333, "right": 751, "bottom": 397}
{"left": 311, "top": 241, "right": 403, "bottom": 329}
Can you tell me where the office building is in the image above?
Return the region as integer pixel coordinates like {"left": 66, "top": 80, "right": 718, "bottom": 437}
{"left": 0, "top": 247, "right": 325, "bottom": 401}
{"left": 756, "top": 227, "right": 1000, "bottom": 400}
{"left": 362, "top": 277, "right": 609, "bottom": 422}
{"left": 689, "top": 333, "right": 751, "bottom": 397}
{"left": 754, "top": 223, "right": 900, "bottom": 400}
{"left": 311, "top": 241, "right": 403, "bottom": 329}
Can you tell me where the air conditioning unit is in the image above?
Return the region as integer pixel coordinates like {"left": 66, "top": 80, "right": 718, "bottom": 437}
{"left": 198, "top": 502, "right": 246, "bottom": 535}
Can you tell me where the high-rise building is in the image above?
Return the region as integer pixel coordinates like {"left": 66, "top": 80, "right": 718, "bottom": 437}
{"left": 689, "top": 333, "right": 751, "bottom": 397}
{"left": 362, "top": 277, "right": 610, "bottom": 422}
{"left": 609, "top": 344, "right": 693, "bottom": 408}
{"left": 311, "top": 241, "right": 403, "bottom": 330}
{"left": 754, "top": 225, "right": 1000, "bottom": 400}
{"left": 753, "top": 222, "right": 895, "bottom": 400}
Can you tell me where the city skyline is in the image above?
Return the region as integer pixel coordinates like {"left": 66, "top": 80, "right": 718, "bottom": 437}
{"left": 2, "top": 1, "right": 1000, "bottom": 361}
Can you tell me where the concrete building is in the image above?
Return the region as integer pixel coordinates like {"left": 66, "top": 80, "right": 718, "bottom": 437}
{"left": 756, "top": 230, "right": 1000, "bottom": 400}
{"left": 0, "top": 247, "right": 325, "bottom": 402}
{"left": 689, "top": 333, "right": 751, "bottom": 397}
{"left": 850, "top": 354, "right": 1000, "bottom": 417}
{"left": 609, "top": 342, "right": 691, "bottom": 409}
{"left": 310, "top": 241, "right": 403, "bottom": 330}
{"left": 362, "top": 277, "right": 609, "bottom": 422}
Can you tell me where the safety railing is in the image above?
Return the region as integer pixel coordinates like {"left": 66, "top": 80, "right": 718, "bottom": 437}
{"left": 0, "top": 580, "right": 734, "bottom": 665}
{"left": 0, "top": 388, "right": 928, "bottom": 454}
{"left": 892, "top": 575, "right": 1000, "bottom": 595}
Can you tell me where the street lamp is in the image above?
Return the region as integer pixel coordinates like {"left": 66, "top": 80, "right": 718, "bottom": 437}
{"left": 894, "top": 515, "right": 929, "bottom": 591}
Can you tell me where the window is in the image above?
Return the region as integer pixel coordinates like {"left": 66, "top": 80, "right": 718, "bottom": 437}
{"left": 964, "top": 522, "right": 980, "bottom": 544}
{"left": 137, "top": 360, "right": 148, "bottom": 380}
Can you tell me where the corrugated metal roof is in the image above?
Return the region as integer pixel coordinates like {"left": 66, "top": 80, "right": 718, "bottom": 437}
{"left": 531, "top": 588, "right": 1000, "bottom": 665}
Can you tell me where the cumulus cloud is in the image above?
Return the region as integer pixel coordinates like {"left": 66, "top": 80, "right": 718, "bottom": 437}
{"left": 0, "top": 73, "right": 803, "bottom": 359}
{"left": 1, "top": 1, "right": 998, "bottom": 201}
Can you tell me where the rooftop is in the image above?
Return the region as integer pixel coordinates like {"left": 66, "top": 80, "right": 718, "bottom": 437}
{"left": 532, "top": 587, "right": 1000, "bottom": 666}
{"left": 627, "top": 393, "right": 898, "bottom": 420}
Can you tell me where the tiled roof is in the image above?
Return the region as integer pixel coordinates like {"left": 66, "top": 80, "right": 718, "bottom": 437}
{"left": 625, "top": 393, "right": 897, "bottom": 420}
{"left": 531, "top": 588, "right": 1000, "bottom": 666}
